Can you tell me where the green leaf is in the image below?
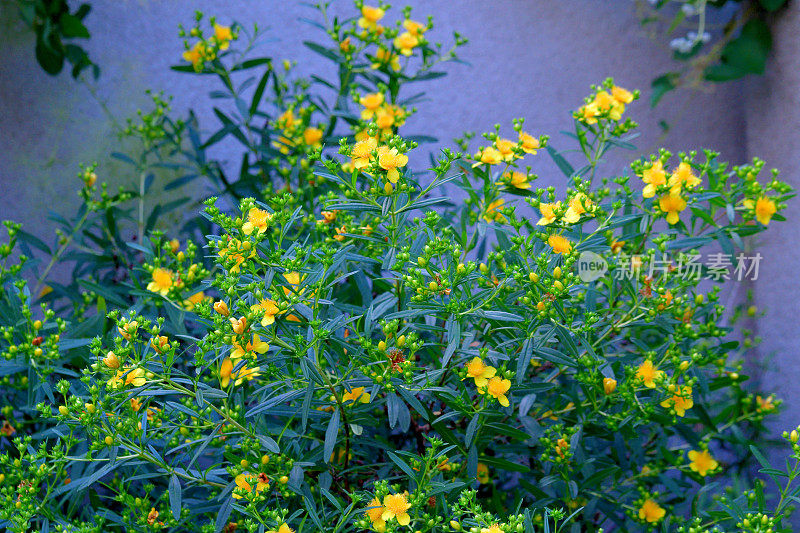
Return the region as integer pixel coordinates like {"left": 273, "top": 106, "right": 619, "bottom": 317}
{"left": 388, "top": 451, "right": 419, "bottom": 481}
{"left": 59, "top": 13, "right": 90, "bottom": 38}
{"left": 759, "top": 0, "right": 787, "bottom": 11}
{"left": 651, "top": 73, "right": 678, "bottom": 107}
{"left": 168, "top": 474, "right": 182, "bottom": 520}
{"left": 35, "top": 33, "right": 64, "bottom": 75}
{"left": 323, "top": 409, "right": 339, "bottom": 463}
{"left": 706, "top": 19, "right": 772, "bottom": 80}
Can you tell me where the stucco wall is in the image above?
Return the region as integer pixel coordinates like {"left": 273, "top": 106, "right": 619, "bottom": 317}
{"left": 0, "top": 0, "right": 747, "bottom": 225}
{"left": 745, "top": 3, "right": 800, "bottom": 441}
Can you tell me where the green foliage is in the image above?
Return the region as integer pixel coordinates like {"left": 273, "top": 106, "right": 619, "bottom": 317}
{"left": 638, "top": 0, "right": 787, "bottom": 106}
{"left": 14, "top": 0, "right": 98, "bottom": 78}
{"left": 0, "top": 2, "right": 797, "bottom": 533}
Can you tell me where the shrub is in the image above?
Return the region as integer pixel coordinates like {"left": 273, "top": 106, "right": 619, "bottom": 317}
{"left": 0, "top": 2, "right": 796, "bottom": 532}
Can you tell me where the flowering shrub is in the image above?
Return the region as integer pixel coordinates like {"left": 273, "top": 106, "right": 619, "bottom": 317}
{"left": 0, "top": 2, "right": 797, "bottom": 532}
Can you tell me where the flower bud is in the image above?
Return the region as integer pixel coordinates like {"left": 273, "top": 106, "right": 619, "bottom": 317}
{"left": 214, "top": 300, "right": 230, "bottom": 316}
{"left": 230, "top": 316, "right": 247, "bottom": 334}
{"left": 603, "top": 378, "right": 617, "bottom": 395}
{"left": 103, "top": 351, "right": 120, "bottom": 369}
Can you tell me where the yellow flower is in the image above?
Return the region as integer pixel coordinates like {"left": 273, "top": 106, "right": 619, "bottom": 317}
{"left": 688, "top": 449, "right": 718, "bottom": 477}
{"left": 518, "top": 131, "right": 540, "bottom": 154}
{"left": 481, "top": 525, "right": 503, "bottom": 533}
{"left": 303, "top": 127, "right": 323, "bottom": 147}
{"left": 109, "top": 366, "right": 146, "bottom": 389}
{"left": 484, "top": 376, "right": 511, "bottom": 407}
{"left": 502, "top": 170, "right": 531, "bottom": 189}
{"left": 476, "top": 462, "right": 490, "bottom": 484}
{"left": 358, "top": 5, "right": 385, "bottom": 29}
{"left": 603, "top": 377, "right": 617, "bottom": 395}
{"left": 495, "top": 138, "right": 518, "bottom": 162}
{"left": 593, "top": 90, "right": 624, "bottom": 120}
{"left": 372, "top": 47, "right": 400, "bottom": 71}
{"left": 610, "top": 240, "right": 625, "bottom": 254}
{"left": 342, "top": 386, "right": 370, "bottom": 404}
{"left": 321, "top": 210, "right": 337, "bottom": 224}
{"left": 752, "top": 196, "right": 777, "bottom": 225}
{"left": 659, "top": 193, "right": 687, "bottom": 225}
{"left": 233, "top": 472, "right": 270, "bottom": 500}
{"left": 465, "top": 357, "right": 496, "bottom": 388}
{"left": 220, "top": 358, "right": 261, "bottom": 388}
{"left": 147, "top": 268, "right": 173, "bottom": 296}
{"left": 235, "top": 366, "right": 261, "bottom": 385}
{"left": 377, "top": 146, "right": 409, "bottom": 183}
{"left": 267, "top": 525, "right": 293, "bottom": 533}
{"left": 403, "top": 19, "right": 426, "bottom": 36}
{"left": 563, "top": 193, "right": 593, "bottom": 224}
{"left": 483, "top": 198, "right": 505, "bottom": 223}
{"left": 638, "top": 499, "right": 665, "bottom": 523}
{"left": 218, "top": 239, "right": 255, "bottom": 273}
{"left": 230, "top": 316, "right": 247, "bottom": 335}
{"left": 635, "top": 360, "right": 663, "bottom": 388}
{"left": 334, "top": 226, "right": 347, "bottom": 242}
{"left": 339, "top": 37, "right": 352, "bottom": 53}
{"left": 213, "top": 300, "right": 230, "bottom": 316}
{"left": 242, "top": 208, "right": 272, "bottom": 235}
{"left": 472, "top": 146, "right": 503, "bottom": 167}
{"left": 276, "top": 108, "right": 300, "bottom": 129}
{"left": 381, "top": 493, "right": 412, "bottom": 526}
{"left": 151, "top": 335, "right": 169, "bottom": 354}
{"left": 252, "top": 299, "right": 280, "bottom": 326}
{"left": 375, "top": 107, "right": 398, "bottom": 132}
{"left": 756, "top": 394, "right": 776, "bottom": 412}
{"left": 103, "top": 351, "right": 120, "bottom": 369}
{"left": 360, "top": 93, "right": 385, "bottom": 119}
{"left": 231, "top": 334, "right": 269, "bottom": 359}
{"left": 182, "top": 42, "right": 208, "bottom": 68}
{"left": 183, "top": 291, "right": 205, "bottom": 310}
{"left": 641, "top": 160, "right": 666, "bottom": 199}
{"left": 214, "top": 24, "right": 233, "bottom": 49}
{"left": 536, "top": 202, "right": 561, "bottom": 226}
{"left": 352, "top": 137, "right": 378, "bottom": 169}
{"left": 393, "top": 32, "right": 419, "bottom": 56}
{"left": 668, "top": 161, "right": 701, "bottom": 194}
{"left": 611, "top": 85, "right": 634, "bottom": 104}
{"left": 548, "top": 234, "right": 572, "bottom": 255}
{"left": 578, "top": 102, "right": 599, "bottom": 124}
{"left": 220, "top": 357, "right": 234, "bottom": 388}
{"left": 661, "top": 385, "right": 693, "bottom": 417}
{"left": 366, "top": 497, "right": 386, "bottom": 532}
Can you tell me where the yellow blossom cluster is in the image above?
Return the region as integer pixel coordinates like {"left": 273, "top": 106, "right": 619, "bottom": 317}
{"left": 182, "top": 22, "right": 236, "bottom": 71}
{"left": 465, "top": 357, "right": 511, "bottom": 407}
{"left": 273, "top": 107, "right": 325, "bottom": 155}
{"left": 576, "top": 85, "right": 634, "bottom": 124}
{"left": 472, "top": 130, "right": 541, "bottom": 167}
